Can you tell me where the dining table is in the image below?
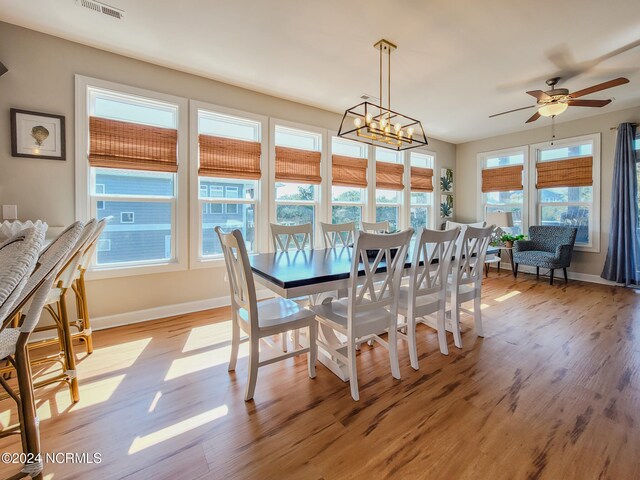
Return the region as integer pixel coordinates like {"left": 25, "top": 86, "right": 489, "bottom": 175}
{"left": 249, "top": 246, "right": 499, "bottom": 381}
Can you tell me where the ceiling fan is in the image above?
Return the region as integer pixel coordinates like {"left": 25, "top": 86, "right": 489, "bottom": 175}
{"left": 490, "top": 77, "right": 630, "bottom": 123}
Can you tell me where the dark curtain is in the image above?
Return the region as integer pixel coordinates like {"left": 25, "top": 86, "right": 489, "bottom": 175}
{"left": 602, "top": 123, "right": 639, "bottom": 285}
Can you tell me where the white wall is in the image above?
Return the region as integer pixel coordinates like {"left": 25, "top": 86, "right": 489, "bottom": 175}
{"left": 0, "top": 23, "right": 456, "bottom": 318}
{"left": 456, "top": 105, "right": 640, "bottom": 277}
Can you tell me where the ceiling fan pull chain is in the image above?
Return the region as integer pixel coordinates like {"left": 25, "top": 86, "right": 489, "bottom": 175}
{"left": 551, "top": 115, "right": 556, "bottom": 145}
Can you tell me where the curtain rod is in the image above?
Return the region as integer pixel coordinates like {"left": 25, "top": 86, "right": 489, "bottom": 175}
{"left": 610, "top": 123, "right": 638, "bottom": 130}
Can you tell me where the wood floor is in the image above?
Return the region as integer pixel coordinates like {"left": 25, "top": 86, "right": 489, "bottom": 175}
{"left": 0, "top": 271, "right": 639, "bottom": 479}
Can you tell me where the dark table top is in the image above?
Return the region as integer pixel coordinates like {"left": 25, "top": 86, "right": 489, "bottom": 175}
{"left": 250, "top": 246, "right": 500, "bottom": 290}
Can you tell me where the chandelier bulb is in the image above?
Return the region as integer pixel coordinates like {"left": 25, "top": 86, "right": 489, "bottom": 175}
{"left": 353, "top": 117, "right": 362, "bottom": 128}
{"left": 365, "top": 113, "right": 372, "bottom": 124}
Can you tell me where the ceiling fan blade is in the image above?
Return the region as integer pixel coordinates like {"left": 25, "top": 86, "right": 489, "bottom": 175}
{"left": 526, "top": 90, "right": 551, "bottom": 101}
{"left": 489, "top": 105, "right": 535, "bottom": 118}
{"left": 569, "top": 77, "right": 629, "bottom": 99}
{"left": 525, "top": 111, "right": 541, "bottom": 123}
{"left": 567, "top": 99, "right": 612, "bottom": 107}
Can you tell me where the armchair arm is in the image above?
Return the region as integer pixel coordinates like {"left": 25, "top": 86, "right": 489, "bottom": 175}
{"left": 514, "top": 240, "right": 535, "bottom": 253}
{"left": 555, "top": 243, "right": 575, "bottom": 264}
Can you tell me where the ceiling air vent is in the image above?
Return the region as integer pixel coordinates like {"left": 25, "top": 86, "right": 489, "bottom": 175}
{"left": 77, "top": 0, "right": 125, "bottom": 19}
{"left": 360, "top": 93, "right": 379, "bottom": 102}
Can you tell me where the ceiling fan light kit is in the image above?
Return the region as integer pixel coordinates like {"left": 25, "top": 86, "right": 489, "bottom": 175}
{"left": 338, "top": 39, "right": 428, "bottom": 151}
{"left": 491, "top": 76, "right": 630, "bottom": 124}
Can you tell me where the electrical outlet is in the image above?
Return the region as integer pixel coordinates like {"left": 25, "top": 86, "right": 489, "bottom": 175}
{"left": 2, "top": 205, "right": 17, "bottom": 220}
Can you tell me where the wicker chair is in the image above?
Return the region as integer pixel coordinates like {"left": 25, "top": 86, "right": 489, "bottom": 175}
{"left": 513, "top": 226, "right": 578, "bottom": 285}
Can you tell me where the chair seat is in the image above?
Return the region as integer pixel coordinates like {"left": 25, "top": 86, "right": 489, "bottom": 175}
{"left": 397, "top": 286, "right": 441, "bottom": 316}
{"left": 310, "top": 298, "right": 394, "bottom": 337}
{"left": 238, "top": 298, "right": 315, "bottom": 336}
{"left": 0, "top": 328, "right": 19, "bottom": 358}
{"left": 513, "top": 250, "right": 562, "bottom": 268}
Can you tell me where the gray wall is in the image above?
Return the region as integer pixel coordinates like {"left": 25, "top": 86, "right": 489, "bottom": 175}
{"left": 0, "top": 23, "right": 456, "bottom": 318}
{"left": 456, "top": 105, "right": 640, "bottom": 277}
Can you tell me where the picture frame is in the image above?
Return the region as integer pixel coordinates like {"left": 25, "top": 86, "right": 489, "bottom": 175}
{"left": 440, "top": 167, "right": 454, "bottom": 193}
{"left": 440, "top": 194, "right": 454, "bottom": 218}
{"left": 10, "top": 108, "right": 66, "bottom": 160}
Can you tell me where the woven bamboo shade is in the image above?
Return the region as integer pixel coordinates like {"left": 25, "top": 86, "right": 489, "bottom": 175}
{"left": 332, "top": 155, "right": 368, "bottom": 188}
{"left": 410, "top": 166, "right": 434, "bottom": 192}
{"left": 275, "top": 146, "right": 322, "bottom": 184}
{"left": 376, "top": 161, "right": 405, "bottom": 191}
{"left": 481, "top": 165, "right": 523, "bottom": 193}
{"left": 536, "top": 156, "right": 593, "bottom": 189}
{"left": 198, "top": 134, "right": 261, "bottom": 179}
{"left": 89, "top": 117, "right": 178, "bottom": 172}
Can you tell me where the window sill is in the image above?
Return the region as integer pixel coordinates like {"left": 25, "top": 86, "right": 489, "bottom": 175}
{"left": 86, "top": 259, "right": 187, "bottom": 280}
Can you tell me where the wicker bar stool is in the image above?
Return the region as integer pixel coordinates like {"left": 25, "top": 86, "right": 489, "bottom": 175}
{"left": 0, "top": 222, "right": 82, "bottom": 479}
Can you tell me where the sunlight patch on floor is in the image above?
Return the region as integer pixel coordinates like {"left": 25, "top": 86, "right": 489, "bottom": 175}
{"left": 495, "top": 291, "right": 521, "bottom": 302}
{"left": 0, "top": 408, "right": 12, "bottom": 428}
{"left": 165, "top": 343, "right": 248, "bottom": 381}
{"left": 148, "top": 391, "right": 162, "bottom": 413}
{"left": 53, "top": 374, "right": 126, "bottom": 412}
{"left": 43, "top": 474, "right": 54, "bottom": 480}
{"left": 182, "top": 321, "right": 233, "bottom": 353}
{"left": 128, "top": 405, "right": 228, "bottom": 454}
{"left": 79, "top": 338, "right": 153, "bottom": 378}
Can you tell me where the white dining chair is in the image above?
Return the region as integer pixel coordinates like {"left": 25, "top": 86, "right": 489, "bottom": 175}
{"left": 311, "top": 229, "right": 413, "bottom": 401}
{"left": 270, "top": 223, "right": 313, "bottom": 252}
{"left": 320, "top": 221, "right": 356, "bottom": 248}
{"left": 361, "top": 220, "right": 390, "bottom": 233}
{"left": 215, "top": 227, "right": 317, "bottom": 402}
{"left": 447, "top": 224, "right": 495, "bottom": 348}
{"left": 0, "top": 222, "right": 82, "bottom": 479}
{"left": 397, "top": 227, "right": 460, "bottom": 369}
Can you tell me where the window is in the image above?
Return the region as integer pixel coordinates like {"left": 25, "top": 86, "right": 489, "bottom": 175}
{"left": 330, "top": 137, "right": 367, "bottom": 224}
{"left": 97, "top": 239, "right": 111, "bottom": 252}
{"left": 274, "top": 125, "right": 322, "bottom": 230}
{"left": 532, "top": 134, "right": 600, "bottom": 251}
{"left": 82, "top": 82, "right": 186, "bottom": 271}
{"left": 197, "top": 108, "right": 261, "bottom": 258}
{"left": 409, "top": 151, "right": 435, "bottom": 231}
{"left": 120, "top": 212, "right": 135, "bottom": 223}
{"left": 479, "top": 148, "right": 527, "bottom": 235}
{"left": 375, "top": 147, "right": 404, "bottom": 231}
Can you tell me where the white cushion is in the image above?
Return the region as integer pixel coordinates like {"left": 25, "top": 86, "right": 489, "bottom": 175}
{"left": 0, "top": 328, "right": 19, "bottom": 358}
{"left": 238, "top": 297, "right": 315, "bottom": 335}
{"left": 310, "top": 298, "right": 395, "bottom": 338}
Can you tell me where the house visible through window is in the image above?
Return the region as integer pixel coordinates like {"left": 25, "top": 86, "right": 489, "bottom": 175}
{"left": 88, "top": 86, "right": 180, "bottom": 267}
{"left": 409, "top": 151, "right": 435, "bottom": 232}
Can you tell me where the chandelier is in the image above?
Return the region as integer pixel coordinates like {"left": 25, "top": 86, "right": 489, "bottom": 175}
{"left": 338, "top": 39, "right": 428, "bottom": 151}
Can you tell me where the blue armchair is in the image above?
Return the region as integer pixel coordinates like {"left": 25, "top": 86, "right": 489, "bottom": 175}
{"left": 513, "top": 226, "right": 578, "bottom": 285}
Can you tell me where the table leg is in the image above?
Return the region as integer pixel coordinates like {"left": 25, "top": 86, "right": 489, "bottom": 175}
{"left": 308, "top": 293, "right": 350, "bottom": 382}
{"left": 508, "top": 249, "right": 516, "bottom": 277}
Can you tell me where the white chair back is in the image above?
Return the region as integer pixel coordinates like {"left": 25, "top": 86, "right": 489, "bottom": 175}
{"left": 215, "top": 227, "right": 258, "bottom": 333}
{"left": 451, "top": 225, "right": 495, "bottom": 288}
{"left": 320, "top": 222, "right": 356, "bottom": 248}
{"left": 361, "top": 220, "right": 389, "bottom": 233}
{"left": 0, "top": 227, "right": 45, "bottom": 323}
{"left": 409, "top": 227, "right": 460, "bottom": 299}
{"left": 348, "top": 229, "right": 412, "bottom": 319}
{"left": 270, "top": 223, "right": 313, "bottom": 252}
{"left": 80, "top": 217, "right": 111, "bottom": 272}
{"left": 55, "top": 219, "right": 98, "bottom": 290}
{"left": 446, "top": 220, "right": 486, "bottom": 253}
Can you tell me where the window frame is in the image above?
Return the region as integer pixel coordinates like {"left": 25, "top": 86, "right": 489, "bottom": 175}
{"left": 477, "top": 145, "right": 529, "bottom": 236}
{"left": 406, "top": 149, "right": 437, "bottom": 231}
{"left": 530, "top": 133, "right": 601, "bottom": 253}
{"left": 328, "top": 134, "right": 368, "bottom": 226}
{"left": 189, "top": 99, "right": 269, "bottom": 268}
{"left": 75, "top": 75, "right": 189, "bottom": 279}
{"left": 270, "top": 119, "right": 327, "bottom": 249}
{"left": 374, "top": 147, "right": 405, "bottom": 231}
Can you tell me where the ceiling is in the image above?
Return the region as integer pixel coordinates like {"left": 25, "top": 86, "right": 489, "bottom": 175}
{"left": 1, "top": 0, "right": 640, "bottom": 143}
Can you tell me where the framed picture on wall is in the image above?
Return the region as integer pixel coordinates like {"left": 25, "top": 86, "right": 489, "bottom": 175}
{"left": 440, "top": 168, "right": 454, "bottom": 193}
{"left": 10, "top": 108, "right": 66, "bottom": 160}
{"left": 440, "top": 194, "right": 454, "bottom": 218}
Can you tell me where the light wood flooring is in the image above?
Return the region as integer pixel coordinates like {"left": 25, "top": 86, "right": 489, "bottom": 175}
{"left": 0, "top": 271, "right": 639, "bottom": 479}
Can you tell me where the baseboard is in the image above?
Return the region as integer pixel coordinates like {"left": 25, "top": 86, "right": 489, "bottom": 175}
{"left": 29, "top": 288, "right": 273, "bottom": 342}
{"left": 489, "top": 262, "right": 619, "bottom": 286}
